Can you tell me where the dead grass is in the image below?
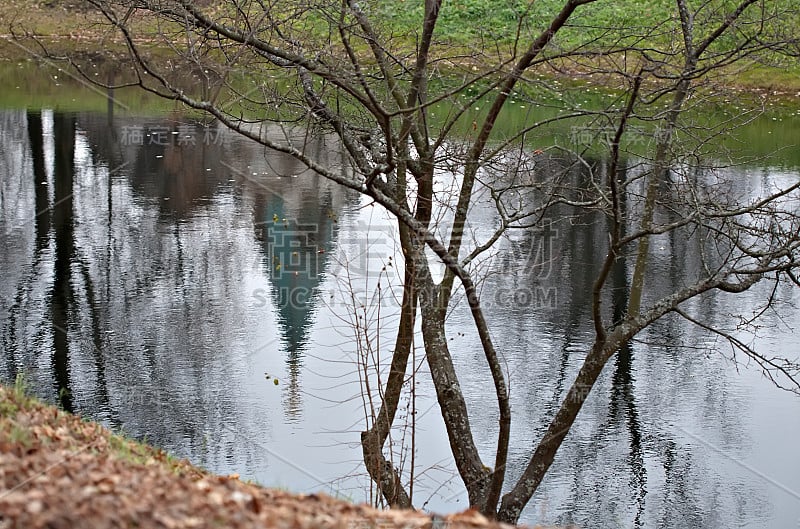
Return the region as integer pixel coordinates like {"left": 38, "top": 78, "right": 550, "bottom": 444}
{"left": 0, "top": 376, "right": 203, "bottom": 477}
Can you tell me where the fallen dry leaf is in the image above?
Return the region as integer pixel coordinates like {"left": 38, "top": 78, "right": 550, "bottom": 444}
{"left": 0, "top": 385, "right": 569, "bottom": 529}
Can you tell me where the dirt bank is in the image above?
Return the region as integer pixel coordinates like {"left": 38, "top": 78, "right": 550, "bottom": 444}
{"left": 0, "top": 383, "right": 561, "bottom": 529}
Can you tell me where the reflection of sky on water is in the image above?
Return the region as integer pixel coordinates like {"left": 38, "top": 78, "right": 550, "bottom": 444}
{"left": 0, "top": 109, "right": 798, "bottom": 528}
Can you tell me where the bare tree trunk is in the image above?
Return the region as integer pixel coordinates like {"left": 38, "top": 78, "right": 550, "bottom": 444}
{"left": 418, "top": 268, "right": 491, "bottom": 507}
{"left": 497, "top": 339, "right": 613, "bottom": 523}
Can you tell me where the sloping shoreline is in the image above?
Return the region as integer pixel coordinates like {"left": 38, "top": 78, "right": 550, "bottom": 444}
{"left": 0, "top": 382, "right": 552, "bottom": 529}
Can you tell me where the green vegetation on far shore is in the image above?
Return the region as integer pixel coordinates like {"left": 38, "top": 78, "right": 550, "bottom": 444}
{"left": 1, "top": 0, "right": 799, "bottom": 94}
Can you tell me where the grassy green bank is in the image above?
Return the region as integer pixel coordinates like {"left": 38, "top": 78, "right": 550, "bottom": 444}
{"left": 0, "top": 377, "right": 202, "bottom": 478}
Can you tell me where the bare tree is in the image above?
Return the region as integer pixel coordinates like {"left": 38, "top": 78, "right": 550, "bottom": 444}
{"left": 21, "top": 0, "right": 800, "bottom": 522}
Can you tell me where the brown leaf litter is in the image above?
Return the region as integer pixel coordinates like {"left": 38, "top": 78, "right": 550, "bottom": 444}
{"left": 0, "top": 384, "right": 565, "bottom": 529}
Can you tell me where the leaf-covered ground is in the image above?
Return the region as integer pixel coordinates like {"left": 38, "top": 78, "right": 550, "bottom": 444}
{"left": 0, "top": 383, "right": 558, "bottom": 529}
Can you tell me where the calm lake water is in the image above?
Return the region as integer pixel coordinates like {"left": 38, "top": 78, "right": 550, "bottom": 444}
{"left": 1, "top": 89, "right": 799, "bottom": 528}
